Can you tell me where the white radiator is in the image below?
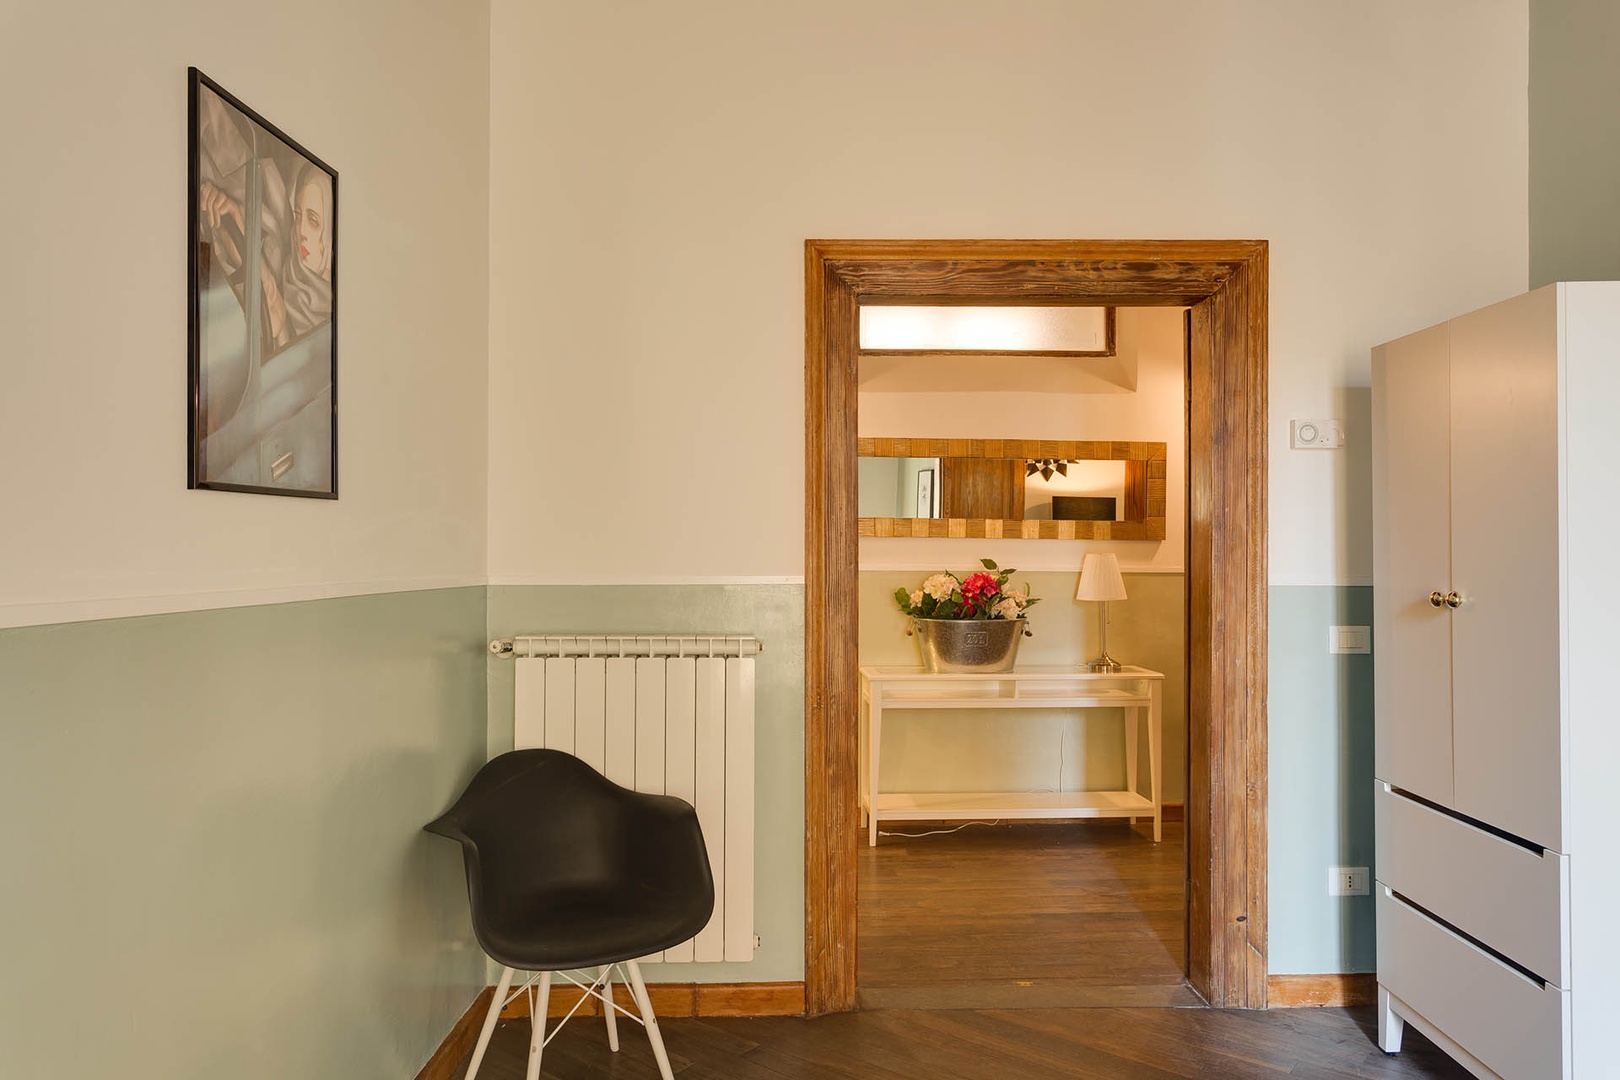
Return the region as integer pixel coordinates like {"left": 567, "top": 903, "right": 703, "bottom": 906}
{"left": 505, "top": 634, "right": 759, "bottom": 964}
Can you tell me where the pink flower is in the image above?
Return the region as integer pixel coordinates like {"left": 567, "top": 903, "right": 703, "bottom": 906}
{"left": 959, "top": 572, "right": 999, "bottom": 615}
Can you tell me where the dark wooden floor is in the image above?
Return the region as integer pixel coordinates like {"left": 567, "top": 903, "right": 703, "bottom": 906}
{"left": 450, "top": 1005, "right": 1473, "bottom": 1078}
{"left": 858, "top": 820, "right": 1188, "bottom": 1007}
{"left": 451, "top": 822, "right": 1472, "bottom": 1078}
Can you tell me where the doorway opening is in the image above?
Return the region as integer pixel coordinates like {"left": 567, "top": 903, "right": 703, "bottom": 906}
{"left": 804, "top": 240, "right": 1269, "bottom": 1014}
{"left": 853, "top": 303, "right": 1193, "bottom": 1009}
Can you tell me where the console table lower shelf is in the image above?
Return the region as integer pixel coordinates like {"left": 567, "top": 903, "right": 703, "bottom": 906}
{"left": 860, "top": 665, "right": 1165, "bottom": 846}
{"left": 873, "top": 790, "right": 1157, "bottom": 821}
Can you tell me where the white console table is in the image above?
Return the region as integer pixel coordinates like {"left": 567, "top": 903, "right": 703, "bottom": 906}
{"left": 859, "top": 665, "right": 1164, "bottom": 847}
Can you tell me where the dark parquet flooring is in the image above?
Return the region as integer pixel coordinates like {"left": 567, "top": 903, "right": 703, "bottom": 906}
{"left": 859, "top": 820, "right": 1188, "bottom": 1007}
{"left": 451, "top": 820, "right": 1470, "bottom": 1078}
{"left": 450, "top": 1005, "right": 1472, "bottom": 1078}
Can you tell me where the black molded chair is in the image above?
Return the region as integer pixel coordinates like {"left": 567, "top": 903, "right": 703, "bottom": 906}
{"left": 426, "top": 749, "right": 714, "bottom": 1080}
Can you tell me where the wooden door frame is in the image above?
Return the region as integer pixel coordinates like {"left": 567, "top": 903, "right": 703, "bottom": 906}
{"left": 804, "top": 239, "right": 1269, "bottom": 1013}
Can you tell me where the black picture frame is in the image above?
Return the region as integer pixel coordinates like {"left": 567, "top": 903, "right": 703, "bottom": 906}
{"left": 188, "top": 67, "right": 338, "bottom": 498}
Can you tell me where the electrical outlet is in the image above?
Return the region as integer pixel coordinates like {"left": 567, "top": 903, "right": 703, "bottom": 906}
{"left": 1329, "top": 866, "right": 1370, "bottom": 896}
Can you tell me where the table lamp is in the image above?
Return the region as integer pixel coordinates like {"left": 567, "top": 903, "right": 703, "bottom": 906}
{"left": 1075, "top": 552, "right": 1128, "bottom": 673}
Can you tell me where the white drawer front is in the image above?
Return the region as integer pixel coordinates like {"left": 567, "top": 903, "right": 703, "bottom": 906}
{"left": 1378, "top": 888, "right": 1568, "bottom": 1080}
{"left": 1375, "top": 783, "right": 1568, "bottom": 987}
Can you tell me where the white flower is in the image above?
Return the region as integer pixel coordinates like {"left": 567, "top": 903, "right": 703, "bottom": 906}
{"left": 908, "top": 589, "right": 924, "bottom": 609}
{"left": 922, "top": 573, "right": 958, "bottom": 601}
{"left": 993, "top": 596, "right": 1023, "bottom": 620}
{"left": 1003, "top": 585, "right": 1028, "bottom": 605}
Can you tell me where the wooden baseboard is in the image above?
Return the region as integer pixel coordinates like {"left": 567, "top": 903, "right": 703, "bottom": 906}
{"left": 496, "top": 979, "right": 806, "bottom": 1020}
{"left": 1267, "top": 973, "right": 1377, "bottom": 1008}
{"left": 414, "top": 988, "right": 495, "bottom": 1080}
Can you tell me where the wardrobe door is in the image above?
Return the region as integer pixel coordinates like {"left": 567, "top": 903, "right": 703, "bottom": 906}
{"left": 1372, "top": 322, "right": 1454, "bottom": 804}
{"left": 1448, "top": 287, "right": 1563, "bottom": 849}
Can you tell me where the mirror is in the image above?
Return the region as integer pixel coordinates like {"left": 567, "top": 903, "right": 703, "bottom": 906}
{"left": 857, "top": 437, "right": 1167, "bottom": 541}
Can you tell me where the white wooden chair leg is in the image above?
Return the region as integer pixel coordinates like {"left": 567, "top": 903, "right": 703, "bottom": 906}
{"left": 1378, "top": 985, "right": 1405, "bottom": 1053}
{"left": 601, "top": 965, "right": 620, "bottom": 1051}
{"left": 526, "top": 971, "right": 551, "bottom": 1080}
{"left": 624, "top": 959, "right": 675, "bottom": 1080}
{"left": 464, "top": 966, "right": 513, "bottom": 1080}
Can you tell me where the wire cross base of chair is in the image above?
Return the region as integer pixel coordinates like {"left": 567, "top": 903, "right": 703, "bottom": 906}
{"left": 465, "top": 958, "right": 677, "bottom": 1080}
{"left": 502, "top": 964, "right": 649, "bottom": 1050}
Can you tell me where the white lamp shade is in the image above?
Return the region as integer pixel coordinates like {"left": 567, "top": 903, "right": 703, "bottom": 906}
{"left": 1074, "top": 552, "right": 1128, "bottom": 602}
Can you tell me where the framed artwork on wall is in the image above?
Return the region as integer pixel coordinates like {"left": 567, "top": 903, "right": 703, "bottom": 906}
{"left": 187, "top": 67, "right": 338, "bottom": 498}
{"left": 915, "top": 468, "right": 935, "bottom": 518}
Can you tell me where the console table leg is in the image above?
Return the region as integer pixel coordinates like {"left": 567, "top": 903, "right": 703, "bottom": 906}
{"left": 1126, "top": 708, "right": 1140, "bottom": 825}
{"left": 868, "top": 702, "right": 882, "bottom": 847}
{"left": 1149, "top": 681, "right": 1162, "bottom": 843}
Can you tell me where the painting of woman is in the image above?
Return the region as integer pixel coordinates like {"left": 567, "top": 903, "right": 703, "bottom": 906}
{"left": 188, "top": 69, "right": 338, "bottom": 497}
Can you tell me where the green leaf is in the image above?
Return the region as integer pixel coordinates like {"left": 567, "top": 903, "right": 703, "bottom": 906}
{"left": 893, "top": 587, "right": 913, "bottom": 614}
{"left": 980, "top": 558, "right": 998, "bottom": 570}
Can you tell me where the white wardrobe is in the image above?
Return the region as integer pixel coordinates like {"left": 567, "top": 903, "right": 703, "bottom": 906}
{"left": 1372, "top": 282, "right": 1620, "bottom": 1080}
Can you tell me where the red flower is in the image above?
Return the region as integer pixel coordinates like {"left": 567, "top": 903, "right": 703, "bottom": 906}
{"left": 959, "top": 572, "right": 999, "bottom": 616}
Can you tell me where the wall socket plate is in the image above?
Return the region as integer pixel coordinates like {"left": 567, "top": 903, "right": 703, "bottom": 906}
{"left": 1330, "top": 625, "right": 1371, "bottom": 654}
{"left": 1329, "top": 866, "right": 1370, "bottom": 896}
{"left": 1290, "top": 419, "right": 1345, "bottom": 449}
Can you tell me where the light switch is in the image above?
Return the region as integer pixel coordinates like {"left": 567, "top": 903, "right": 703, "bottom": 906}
{"left": 1330, "top": 625, "right": 1371, "bottom": 654}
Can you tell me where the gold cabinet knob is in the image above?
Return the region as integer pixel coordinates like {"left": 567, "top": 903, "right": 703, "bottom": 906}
{"left": 1429, "top": 591, "right": 1446, "bottom": 608}
{"left": 1445, "top": 591, "right": 1463, "bottom": 609}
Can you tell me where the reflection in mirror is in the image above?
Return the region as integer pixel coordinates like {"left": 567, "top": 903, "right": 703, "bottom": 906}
{"left": 1024, "top": 460, "right": 1128, "bottom": 521}
{"left": 859, "top": 457, "right": 1138, "bottom": 521}
{"left": 857, "top": 457, "right": 941, "bottom": 519}
{"left": 856, "top": 438, "right": 1166, "bottom": 540}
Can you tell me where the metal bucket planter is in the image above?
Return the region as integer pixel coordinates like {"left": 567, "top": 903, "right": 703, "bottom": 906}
{"left": 910, "top": 618, "right": 1029, "bottom": 673}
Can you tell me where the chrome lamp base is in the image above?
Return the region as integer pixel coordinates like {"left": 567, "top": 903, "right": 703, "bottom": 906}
{"left": 1086, "top": 600, "right": 1124, "bottom": 673}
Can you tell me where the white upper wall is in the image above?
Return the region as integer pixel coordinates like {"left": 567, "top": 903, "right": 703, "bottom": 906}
{"left": 1530, "top": 0, "right": 1620, "bottom": 286}
{"left": 487, "top": 0, "right": 1528, "bottom": 588}
{"left": 0, "top": 0, "right": 491, "bottom": 627}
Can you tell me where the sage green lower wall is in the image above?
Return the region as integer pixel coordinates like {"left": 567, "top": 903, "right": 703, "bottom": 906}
{"left": 486, "top": 582, "right": 1378, "bottom": 983}
{"left": 0, "top": 575, "right": 1376, "bottom": 1080}
{"left": 1267, "top": 584, "right": 1377, "bottom": 975}
{"left": 0, "top": 588, "right": 489, "bottom": 1079}
{"left": 486, "top": 585, "right": 806, "bottom": 983}
{"left": 859, "top": 571, "right": 1187, "bottom": 804}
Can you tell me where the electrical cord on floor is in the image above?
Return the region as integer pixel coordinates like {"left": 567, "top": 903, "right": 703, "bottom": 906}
{"left": 1057, "top": 716, "right": 1067, "bottom": 795}
{"left": 878, "top": 819, "right": 1004, "bottom": 839}
{"left": 877, "top": 716, "right": 1069, "bottom": 839}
